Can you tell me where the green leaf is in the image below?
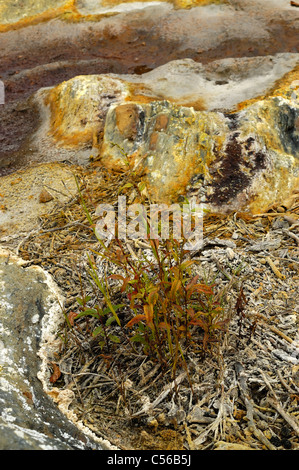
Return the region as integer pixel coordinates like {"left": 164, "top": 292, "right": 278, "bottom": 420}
{"left": 138, "top": 181, "right": 146, "bottom": 192}
{"left": 130, "top": 334, "right": 146, "bottom": 344}
{"left": 76, "top": 296, "right": 89, "bottom": 306}
{"left": 118, "top": 183, "right": 133, "bottom": 194}
{"left": 75, "top": 308, "right": 99, "bottom": 319}
{"left": 93, "top": 326, "right": 104, "bottom": 337}
{"left": 103, "top": 304, "right": 124, "bottom": 316}
{"left": 108, "top": 334, "right": 121, "bottom": 344}
{"left": 87, "top": 255, "right": 121, "bottom": 326}
{"left": 106, "top": 316, "right": 116, "bottom": 326}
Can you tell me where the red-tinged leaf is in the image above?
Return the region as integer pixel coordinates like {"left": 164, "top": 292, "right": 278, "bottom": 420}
{"left": 50, "top": 363, "right": 61, "bottom": 384}
{"left": 109, "top": 274, "right": 125, "bottom": 281}
{"left": 126, "top": 314, "right": 146, "bottom": 328}
{"left": 109, "top": 274, "right": 131, "bottom": 292}
{"left": 158, "top": 321, "right": 171, "bottom": 331}
{"left": 193, "top": 283, "right": 213, "bottom": 294}
{"left": 129, "top": 292, "right": 145, "bottom": 310}
{"left": 144, "top": 304, "right": 154, "bottom": 326}
{"left": 187, "top": 308, "right": 195, "bottom": 317}
{"left": 210, "top": 319, "right": 229, "bottom": 331}
{"left": 67, "top": 311, "right": 78, "bottom": 326}
{"left": 150, "top": 238, "right": 159, "bottom": 249}
{"left": 185, "top": 275, "right": 200, "bottom": 290}
{"left": 180, "top": 260, "right": 196, "bottom": 271}
{"left": 170, "top": 279, "right": 182, "bottom": 300}
{"left": 203, "top": 332, "right": 210, "bottom": 350}
{"left": 178, "top": 325, "right": 186, "bottom": 331}
{"left": 173, "top": 304, "right": 185, "bottom": 316}
{"left": 148, "top": 288, "right": 159, "bottom": 306}
{"left": 132, "top": 303, "right": 144, "bottom": 311}
{"left": 189, "top": 317, "right": 208, "bottom": 329}
{"left": 187, "top": 283, "right": 213, "bottom": 300}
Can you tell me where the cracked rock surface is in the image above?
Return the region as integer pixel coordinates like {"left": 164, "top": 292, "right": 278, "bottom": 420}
{"left": 0, "top": 250, "right": 108, "bottom": 450}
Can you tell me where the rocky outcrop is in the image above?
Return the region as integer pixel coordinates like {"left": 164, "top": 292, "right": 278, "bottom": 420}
{"left": 18, "top": 56, "right": 297, "bottom": 213}
{"left": 99, "top": 92, "right": 299, "bottom": 213}
{"left": 0, "top": 249, "right": 108, "bottom": 450}
{"left": 1, "top": 0, "right": 299, "bottom": 172}
{"left": 0, "top": 0, "right": 298, "bottom": 452}
{"left": 0, "top": 56, "right": 298, "bottom": 231}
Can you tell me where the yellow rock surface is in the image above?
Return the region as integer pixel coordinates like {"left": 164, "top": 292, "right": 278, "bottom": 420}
{"left": 0, "top": 0, "right": 227, "bottom": 31}
{"left": 44, "top": 75, "right": 128, "bottom": 148}
{"left": 237, "top": 65, "right": 299, "bottom": 112}
{"left": 0, "top": 0, "right": 80, "bottom": 32}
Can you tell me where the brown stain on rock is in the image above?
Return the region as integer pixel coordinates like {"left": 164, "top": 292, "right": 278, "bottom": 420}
{"left": 149, "top": 132, "right": 159, "bottom": 151}
{"left": 127, "top": 84, "right": 207, "bottom": 111}
{"left": 154, "top": 114, "right": 169, "bottom": 132}
{"left": 115, "top": 103, "right": 140, "bottom": 141}
{"left": 207, "top": 128, "right": 267, "bottom": 206}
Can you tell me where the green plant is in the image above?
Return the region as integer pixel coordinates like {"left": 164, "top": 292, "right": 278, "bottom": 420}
{"left": 74, "top": 294, "right": 124, "bottom": 351}
{"left": 72, "top": 176, "right": 230, "bottom": 379}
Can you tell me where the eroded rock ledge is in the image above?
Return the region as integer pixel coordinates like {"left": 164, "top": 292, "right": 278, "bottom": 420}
{"left": 1, "top": 56, "right": 297, "bottom": 221}
{"left": 0, "top": 249, "right": 113, "bottom": 450}
{"left": 0, "top": 0, "right": 298, "bottom": 452}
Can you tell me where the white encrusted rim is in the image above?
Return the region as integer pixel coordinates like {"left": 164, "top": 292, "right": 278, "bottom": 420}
{"left": 0, "top": 249, "right": 118, "bottom": 450}
{"left": 36, "top": 266, "right": 119, "bottom": 450}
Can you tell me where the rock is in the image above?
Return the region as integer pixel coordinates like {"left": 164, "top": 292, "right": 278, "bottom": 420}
{"left": 40, "top": 74, "right": 128, "bottom": 152}
{"left": 100, "top": 91, "right": 299, "bottom": 213}
{"left": 5, "top": 53, "right": 297, "bottom": 177}
{"left": 0, "top": 163, "right": 77, "bottom": 238}
{"left": 214, "top": 441, "right": 255, "bottom": 451}
{"left": 41, "top": 54, "right": 299, "bottom": 147}
{"left": 39, "top": 189, "right": 54, "bottom": 203}
{"left": 0, "top": 249, "right": 109, "bottom": 450}
{"left": 0, "top": 0, "right": 71, "bottom": 27}
{"left": 0, "top": 0, "right": 298, "bottom": 450}
{"left": 1, "top": 0, "right": 298, "bottom": 172}
{"left": 7, "top": 55, "right": 294, "bottom": 214}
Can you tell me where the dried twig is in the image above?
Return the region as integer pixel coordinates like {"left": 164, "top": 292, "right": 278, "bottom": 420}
{"left": 265, "top": 256, "right": 285, "bottom": 280}
{"left": 235, "top": 363, "right": 276, "bottom": 450}
{"left": 259, "top": 369, "right": 299, "bottom": 437}
{"left": 282, "top": 229, "right": 299, "bottom": 246}
{"left": 131, "top": 372, "right": 187, "bottom": 417}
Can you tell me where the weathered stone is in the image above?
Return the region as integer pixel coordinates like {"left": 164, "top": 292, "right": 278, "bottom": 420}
{"left": 38, "top": 188, "right": 54, "bottom": 203}
{"left": 41, "top": 55, "right": 299, "bottom": 151}
{"left": 100, "top": 99, "right": 227, "bottom": 200}
{"left": 0, "top": 249, "right": 108, "bottom": 450}
{"left": 11, "top": 55, "right": 294, "bottom": 213}
{"left": 100, "top": 91, "right": 299, "bottom": 213}
{"left": 0, "top": 0, "right": 298, "bottom": 451}
{"left": 1, "top": 0, "right": 298, "bottom": 173}
{"left": 42, "top": 75, "right": 127, "bottom": 150}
